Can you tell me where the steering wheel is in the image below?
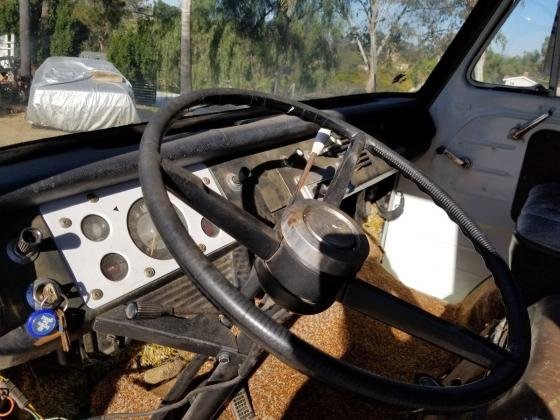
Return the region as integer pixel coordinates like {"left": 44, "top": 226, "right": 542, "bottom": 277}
{"left": 138, "top": 88, "right": 530, "bottom": 411}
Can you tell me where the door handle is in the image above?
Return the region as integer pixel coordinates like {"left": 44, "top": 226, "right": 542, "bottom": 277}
{"left": 509, "top": 108, "right": 554, "bottom": 140}
{"left": 436, "top": 146, "right": 472, "bottom": 169}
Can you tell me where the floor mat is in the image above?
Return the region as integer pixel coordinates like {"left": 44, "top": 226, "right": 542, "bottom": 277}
{"left": 9, "top": 243, "right": 499, "bottom": 419}
{"left": 84, "top": 245, "right": 501, "bottom": 419}
{"left": 221, "top": 252, "right": 503, "bottom": 419}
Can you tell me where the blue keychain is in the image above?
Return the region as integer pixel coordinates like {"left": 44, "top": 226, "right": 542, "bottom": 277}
{"left": 26, "top": 309, "right": 58, "bottom": 338}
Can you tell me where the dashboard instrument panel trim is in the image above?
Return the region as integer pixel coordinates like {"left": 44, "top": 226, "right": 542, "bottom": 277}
{"left": 40, "top": 164, "right": 234, "bottom": 309}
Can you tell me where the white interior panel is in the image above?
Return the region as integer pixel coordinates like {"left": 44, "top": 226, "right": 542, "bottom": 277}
{"left": 383, "top": 179, "right": 489, "bottom": 302}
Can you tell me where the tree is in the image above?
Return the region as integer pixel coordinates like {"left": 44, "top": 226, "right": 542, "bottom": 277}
{"left": 50, "top": 0, "right": 78, "bottom": 56}
{"left": 0, "top": 0, "right": 20, "bottom": 35}
{"left": 180, "top": 0, "right": 192, "bottom": 93}
{"left": 206, "top": 0, "right": 347, "bottom": 97}
{"left": 73, "top": 0, "right": 130, "bottom": 52}
{"left": 348, "top": 0, "right": 476, "bottom": 92}
{"left": 19, "top": 0, "right": 31, "bottom": 76}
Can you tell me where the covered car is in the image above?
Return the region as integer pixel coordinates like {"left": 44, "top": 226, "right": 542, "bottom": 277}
{"left": 26, "top": 57, "right": 141, "bottom": 132}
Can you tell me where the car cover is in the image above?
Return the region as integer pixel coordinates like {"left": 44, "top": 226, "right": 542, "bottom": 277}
{"left": 26, "top": 57, "right": 141, "bottom": 132}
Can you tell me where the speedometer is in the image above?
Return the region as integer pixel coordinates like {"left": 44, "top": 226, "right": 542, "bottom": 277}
{"left": 127, "top": 198, "right": 187, "bottom": 260}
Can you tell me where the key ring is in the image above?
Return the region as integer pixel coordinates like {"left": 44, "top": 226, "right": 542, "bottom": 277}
{"left": 39, "top": 296, "right": 48, "bottom": 310}
{"left": 60, "top": 295, "right": 69, "bottom": 312}
{"left": 0, "top": 396, "right": 15, "bottom": 417}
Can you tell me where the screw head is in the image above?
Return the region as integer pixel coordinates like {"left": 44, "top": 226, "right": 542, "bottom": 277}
{"left": 219, "top": 314, "right": 233, "bottom": 328}
{"left": 91, "top": 289, "right": 103, "bottom": 300}
{"left": 218, "top": 352, "right": 230, "bottom": 364}
{"left": 87, "top": 193, "right": 99, "bottom": 203}
{"left": 59, "top": 217, "right": 72, "bottom": 228}
{"left": 198, "top": 243, "right": 207, "bottom": 252}
{"left": 202, "top": 177, "right": 211, "bottom": 185}
{"left": 144, "top": 267, "right": 155, "bottom": 278}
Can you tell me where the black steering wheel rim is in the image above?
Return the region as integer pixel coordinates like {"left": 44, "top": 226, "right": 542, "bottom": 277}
{"left": 138, "top": 88, "right": 530, "bottom": 411}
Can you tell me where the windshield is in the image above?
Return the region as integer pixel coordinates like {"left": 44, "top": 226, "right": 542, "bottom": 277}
{"left": 0, "top": 0, "right": 476, "bottom": 147}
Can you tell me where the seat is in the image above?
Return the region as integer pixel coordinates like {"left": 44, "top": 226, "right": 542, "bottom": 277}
{"left": 488, "top": 295, "right": 560, "bottom": 419}
{"left": 510, "top": 183, "right": 560, "bottom": 305}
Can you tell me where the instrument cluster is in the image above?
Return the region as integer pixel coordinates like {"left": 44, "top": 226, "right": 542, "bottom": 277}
{"left": 40, "top": 164, "right": 234, "bottom": 309}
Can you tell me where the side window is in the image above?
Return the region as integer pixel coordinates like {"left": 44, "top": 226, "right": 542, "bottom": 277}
{"left": 472, "top": 0, "right": 559, "bottom": 94}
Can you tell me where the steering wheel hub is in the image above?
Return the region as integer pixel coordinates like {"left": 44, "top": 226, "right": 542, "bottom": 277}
{"left": 256, "top": 200, "right": 369, "bottom": 314}
{"left": 281, "top": 200, "right": 368, "bottom": 275}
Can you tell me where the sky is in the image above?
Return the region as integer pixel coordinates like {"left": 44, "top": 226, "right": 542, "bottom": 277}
{"left": 498, "top": 0, "right": 557, "bottom": 56}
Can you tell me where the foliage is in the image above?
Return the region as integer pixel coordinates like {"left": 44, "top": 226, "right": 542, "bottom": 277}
{"left": 483, "top": 49, "right": 548, "bottom": 86}
{"left": 73, "top": 0, "right": 131, "bottom": 51}
{"left": 50, "top": 0, "right": 79, "bottom": 56}
{"left": 6, "top": 0, "right": 481, "bottom": 98}
{"left": 0, "top": 0, "right": 19, "bottom": 36}
{"left": 107, "top": 1, "right": 179, "bottom": 88}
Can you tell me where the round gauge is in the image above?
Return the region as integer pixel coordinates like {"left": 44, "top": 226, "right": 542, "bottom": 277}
{"left": 201, "top": 217, "right": 220, "bottom": 238}
{"left": 127, "top": 198, "right": 187, "bottom": 260}
{"left": 100, "top": 253, "right": 128, "bottom": 281}
{"left": 81, "top": 214, "right": 110, "bottom": 242}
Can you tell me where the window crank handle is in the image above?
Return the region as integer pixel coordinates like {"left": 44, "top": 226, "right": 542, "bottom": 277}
{"left": 435, "top": 146, "right": 472, "bottom": 169}
{"left": 509, "top": 108, "right": 554, "bottom": 140}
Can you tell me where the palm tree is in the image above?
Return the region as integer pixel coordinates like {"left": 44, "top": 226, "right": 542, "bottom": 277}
{"left": 19, "top": 0, "right": 31, "bottom": 78}
{"left": 180, "top": 0, "right": 192, "bottom": 94}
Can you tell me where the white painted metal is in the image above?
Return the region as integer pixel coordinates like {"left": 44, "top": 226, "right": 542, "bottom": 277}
{"left": 383, "top": 1, "right": 560, "bottom": 302}
{"left": 40, "top": 165, "right": 234, "bottom": 309}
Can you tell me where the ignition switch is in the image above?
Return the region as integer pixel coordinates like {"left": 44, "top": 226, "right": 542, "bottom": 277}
{"left": 26, "top": 278, "right": 64, "bottom": 310}
{"left": 7, "top": 227, "right": 43, "bottom": 264}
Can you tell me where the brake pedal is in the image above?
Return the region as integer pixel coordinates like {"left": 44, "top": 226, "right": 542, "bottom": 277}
{"left": 230, "top": 385, "right": 255, "bottom": 420}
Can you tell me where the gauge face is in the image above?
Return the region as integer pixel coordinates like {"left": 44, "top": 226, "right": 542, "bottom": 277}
{"left": 100, "top": 253, "right": 128, "bottom": 281}
{"left": 127, "top": 198, "right": 187, "bottom": 260}
{"left": 81, "top": 214, "right": 110, "bottom": 242}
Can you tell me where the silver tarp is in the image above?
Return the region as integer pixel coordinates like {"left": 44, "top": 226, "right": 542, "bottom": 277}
{"left": 26, "top": 57, "right": 141, "bottom": 132}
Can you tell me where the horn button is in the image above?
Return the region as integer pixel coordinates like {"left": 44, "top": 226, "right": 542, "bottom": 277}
{"left": 256, "top": 200, "right": 369, "bottom": 314}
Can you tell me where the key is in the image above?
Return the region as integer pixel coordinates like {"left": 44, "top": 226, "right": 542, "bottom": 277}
{"left": 55, "top": 308, "right": 71, "bottom": 352}
{"left": 41, "top": 282, "right": 59, "bottom": 306}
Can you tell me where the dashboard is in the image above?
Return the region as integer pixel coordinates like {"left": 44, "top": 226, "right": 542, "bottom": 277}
{"left": 0, "top": 100, "right": 434, "bottom": 370}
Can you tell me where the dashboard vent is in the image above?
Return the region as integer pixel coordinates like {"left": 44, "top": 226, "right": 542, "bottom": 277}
{"left": 335, "top": 138, "right": 374, "bottom": 171}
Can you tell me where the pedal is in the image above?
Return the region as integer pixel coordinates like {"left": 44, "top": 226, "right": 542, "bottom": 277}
{"left": 230, "top": 385, "right": 255, "bottom": 420}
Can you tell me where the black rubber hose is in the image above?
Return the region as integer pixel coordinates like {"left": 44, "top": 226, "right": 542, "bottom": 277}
{"left": 139, "top": 88, "right": 530, "bottom": 411}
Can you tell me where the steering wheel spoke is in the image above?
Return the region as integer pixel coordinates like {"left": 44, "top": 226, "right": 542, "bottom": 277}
{"left": 161, "top": 158, "right": 280, "bottom": 260}
{"left": 339, "top": 278, "right": 511, "bottom": 369}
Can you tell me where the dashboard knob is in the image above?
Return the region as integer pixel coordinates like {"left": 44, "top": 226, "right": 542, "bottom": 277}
{"left": 237, "top": 166, "right": 252, "bottom": 183}
{"left": 7, "top": 227, "right": 43, "bottom": 264}
{"left": 125, "top": 302, "right": 170, "bottom": 320}
{"left": 17, "top": 227, "right": 42, "bottom": 256}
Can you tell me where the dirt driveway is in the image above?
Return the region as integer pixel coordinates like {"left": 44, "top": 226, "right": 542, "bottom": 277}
{"left": 1, "top": 112, "right": 65, "bottom": 148}
{"left": 1, "top": 107, "right": 157, "bottom": 149}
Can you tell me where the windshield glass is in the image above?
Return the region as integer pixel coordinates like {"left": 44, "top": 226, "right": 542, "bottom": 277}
{"left": 0, "top": 0, "right": 476, "bottom": 148}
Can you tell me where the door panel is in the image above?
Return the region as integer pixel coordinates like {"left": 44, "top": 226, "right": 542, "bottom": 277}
{"left": 382, "top": 0, "right": 560, "bottom": 302}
